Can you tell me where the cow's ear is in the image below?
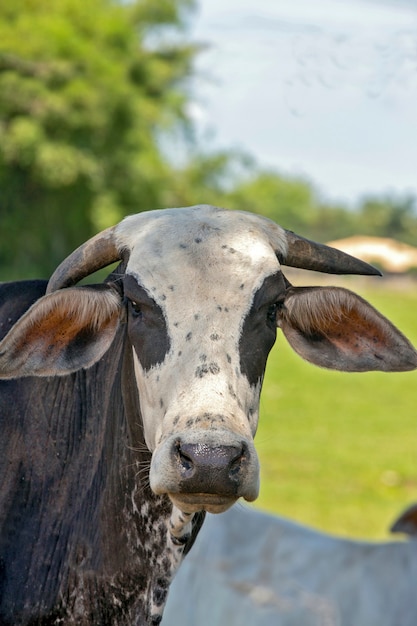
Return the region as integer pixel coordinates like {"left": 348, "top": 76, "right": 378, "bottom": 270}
{"left": 277, "top": 286, "right": 417, "bottom": 372}
{"left": 0, "top": 285, "right": 122, "bottom": 378}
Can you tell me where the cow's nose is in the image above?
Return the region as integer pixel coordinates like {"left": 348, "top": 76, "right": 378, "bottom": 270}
{"left": 174, "top": 440, "right": 249, "bottom": 496}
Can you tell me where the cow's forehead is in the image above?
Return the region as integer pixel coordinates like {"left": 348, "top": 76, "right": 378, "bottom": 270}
{"left": 115, "top": 205, "right": 286, "bottom": 296}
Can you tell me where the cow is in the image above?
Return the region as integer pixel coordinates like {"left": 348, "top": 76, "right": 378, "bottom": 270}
{"left": 0, "top": 205, "right": 416, "bottom": 625}
{"left": 164, "top": 504, "right": 417, "bottom": 626}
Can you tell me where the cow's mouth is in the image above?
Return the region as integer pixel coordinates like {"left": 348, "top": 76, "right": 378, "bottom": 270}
{"left": 169, "top": 492, "right": 237, "bottom": 514}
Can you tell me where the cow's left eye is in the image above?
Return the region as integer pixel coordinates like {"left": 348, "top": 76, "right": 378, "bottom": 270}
{"left": 129, "top": 299, "right": 142, "bottom": 318}
{"left": 267, "top": 301, "right": 284, "bottom": 325}
{"left": 267, "top": 303, "right": 278, "bottom": 324}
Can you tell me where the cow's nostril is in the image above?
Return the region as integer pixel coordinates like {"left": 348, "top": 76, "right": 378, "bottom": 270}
{"left": 229, "top": 444, "right": 246, "bottom": 477}
{"left": 179, "top": 450, "right": 193, "bottom": 472}
{"left": 175, "top": 442, "right": 195, "bottom": 476}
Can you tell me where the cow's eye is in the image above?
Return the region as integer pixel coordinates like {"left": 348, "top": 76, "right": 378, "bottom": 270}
{"left": 267, "top": 303, "right": 278, "bottom": 324}
{"left": 129, "top": 299, "right": 142, "bottom": 318}
{"left": 267, "top": 301, "right": 284, "bottom": 325}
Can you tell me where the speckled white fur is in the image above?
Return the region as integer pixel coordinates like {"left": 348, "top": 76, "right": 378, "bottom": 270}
{"left": 115, "top": 206, "right": 286, "bottom": 449}
{"left": 114, "top": 206, "right": 287, "bottom": 510}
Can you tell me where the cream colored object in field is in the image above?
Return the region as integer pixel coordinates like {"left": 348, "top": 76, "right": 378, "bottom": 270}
{"left": 328, "top": 236, "right": 417, "bottom": 273}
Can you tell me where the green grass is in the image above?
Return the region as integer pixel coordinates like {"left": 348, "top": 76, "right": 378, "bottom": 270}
{"left": 252, "top": 281, "right": 417, "bottom": 540}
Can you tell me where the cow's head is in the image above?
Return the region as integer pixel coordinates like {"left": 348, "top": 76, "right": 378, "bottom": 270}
{"left": 1, "top": 206, "right": 416, "bottom": 514}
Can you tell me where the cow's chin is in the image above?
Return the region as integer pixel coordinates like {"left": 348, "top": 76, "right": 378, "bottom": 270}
{"left": 169, "top": 493, "right": 237, "bottom": 514}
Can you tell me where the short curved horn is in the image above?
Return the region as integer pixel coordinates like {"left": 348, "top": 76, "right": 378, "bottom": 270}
{"left": 46, "top": 226, "right": 121, "bottom": 294}
{"left": 280, "top": 230, "right": 382, "bottom": 276}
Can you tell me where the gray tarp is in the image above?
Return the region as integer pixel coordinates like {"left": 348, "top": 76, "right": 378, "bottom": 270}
{"left": 163, "top": 505, "right": 417, "bottom": 626}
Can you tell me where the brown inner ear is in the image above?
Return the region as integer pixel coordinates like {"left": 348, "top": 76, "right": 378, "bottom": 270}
{"left": 12, "top": 308, "right": 94, "bottom": 360}
{"left": 0, "top": 286, "right": 121, "bottom": 378}
{"left": 309, "top": 305, "right": 388, "bottom": 356}
{"left": 279, "top": 286, "right": 417, "bottom": 372}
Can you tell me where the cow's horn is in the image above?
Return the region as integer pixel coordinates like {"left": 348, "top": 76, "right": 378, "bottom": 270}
{"left": 280, "top": 230, "right": 382, "bottom": 276}
{"left": 46, "top": 226, "right": 121, "bottom": 293}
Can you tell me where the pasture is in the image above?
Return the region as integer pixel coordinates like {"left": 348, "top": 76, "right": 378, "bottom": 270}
{"left": 255, "top": 278, "right": 417, "bottom": 539}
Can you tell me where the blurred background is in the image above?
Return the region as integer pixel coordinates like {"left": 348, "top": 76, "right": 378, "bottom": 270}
{"left": 1, "top": 0, "right": 416, "bottom": 539}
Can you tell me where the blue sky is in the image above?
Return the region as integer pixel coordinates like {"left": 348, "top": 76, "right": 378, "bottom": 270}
{"left": 189, "top": 0, "right": 417, "bottom": 206}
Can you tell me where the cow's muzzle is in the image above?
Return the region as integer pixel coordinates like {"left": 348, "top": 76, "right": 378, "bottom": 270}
{"left": 149, "top": 429, "right": 259, "bottom": 514}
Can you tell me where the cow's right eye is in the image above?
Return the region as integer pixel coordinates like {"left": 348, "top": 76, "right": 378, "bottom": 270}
{"left": 129, "top": 299, "right": 142, "bottom": 318}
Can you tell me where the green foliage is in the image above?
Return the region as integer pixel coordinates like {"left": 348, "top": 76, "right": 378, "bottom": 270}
{"left": 169, "top": 156, "right": 417, "bottom": 248}
{"left": 357, "top": 195, "right": 417, "bottom": 245}
{"left": 0, "top": 0, "right": 197, "bottom": 278}
{"left": 223, "top": 170, "right": 319, "bottom": 233}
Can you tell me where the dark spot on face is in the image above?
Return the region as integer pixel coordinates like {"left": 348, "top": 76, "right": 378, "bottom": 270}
{"left": 174, "top": 322, "right": 179, "bottom": 327}
{"left": 173, "top": 415, "right": 180, "bottom": 426}
{"left": 195, "top": 365, "right": 207, "bottom": 378}
{"left": 178, "top": 351, "right": 182, "bottom": 357}
{"left": 217, "top": 306, "right": 222, "bottom": 312}
{"left": 186, "top": 332, "right": 192, "bottom": 341}
{"left": 240, "top": 283, "right": 245, "bottom": 290}
{"left": 200, "top": 413, "right": 226, "bottom": 426}
{"left": 210, "top": 333, "right": 220, "bottom": 341}
{"left": 195, "top": 237, "right": 202, "bottom": 243}
{"left": 124, "top": 274, "right": 171, "bottom": 371}
{"left": 179, "top": 243, "right": 187, "bottom": 249}
{"left": 239, "top": 272, "right": 286, "bottom": 386}
{"left": 161, "top": 294, "right": 166, "bottom": 301}
{"left": 159, "top": 398, "right": 164, "bottom": 408}
{"left": 199, "top": 354, "right": 207, "bottom": 362}
{"left": 169, "top": 285, "right": 175, "bottom": 291}
{"left": 227, "top": 354, "right": 232, "bottom": 363}
{"left": 194, "top": 314, "right": 200, "bottom": 321}
{"left": 229, "top": 248, "right": 236, "bottom": 254}
{"left": 195, "top": 362, "right": 220, "bottom": 378}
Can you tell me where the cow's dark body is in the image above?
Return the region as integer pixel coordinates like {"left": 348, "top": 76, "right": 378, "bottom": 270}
{"left": 0, "top": 280, "right": 203, "bottom": 625}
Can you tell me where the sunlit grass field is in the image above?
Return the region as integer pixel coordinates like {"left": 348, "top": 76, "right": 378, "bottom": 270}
{"left": 252, "top": 278, "right": 417, "bottom": 540}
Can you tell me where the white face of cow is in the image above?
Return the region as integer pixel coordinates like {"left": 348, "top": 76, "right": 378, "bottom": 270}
{"left": 115, "top": 206, "right": 288, "bottom": 513}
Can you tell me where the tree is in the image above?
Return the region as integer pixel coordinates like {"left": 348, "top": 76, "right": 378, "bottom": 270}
{"left": 357, "top": 195, "right": 417, "bottom": 245}
{"left": 0, "top": 0, "right": 197, "bottom": 278}
{"left": 222, "top": 170, "right": 320, "bottom": 234}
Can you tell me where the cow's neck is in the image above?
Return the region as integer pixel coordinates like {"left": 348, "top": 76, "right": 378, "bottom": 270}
{"left": 55, "top": 326, "right": 203, "bottom": 624}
